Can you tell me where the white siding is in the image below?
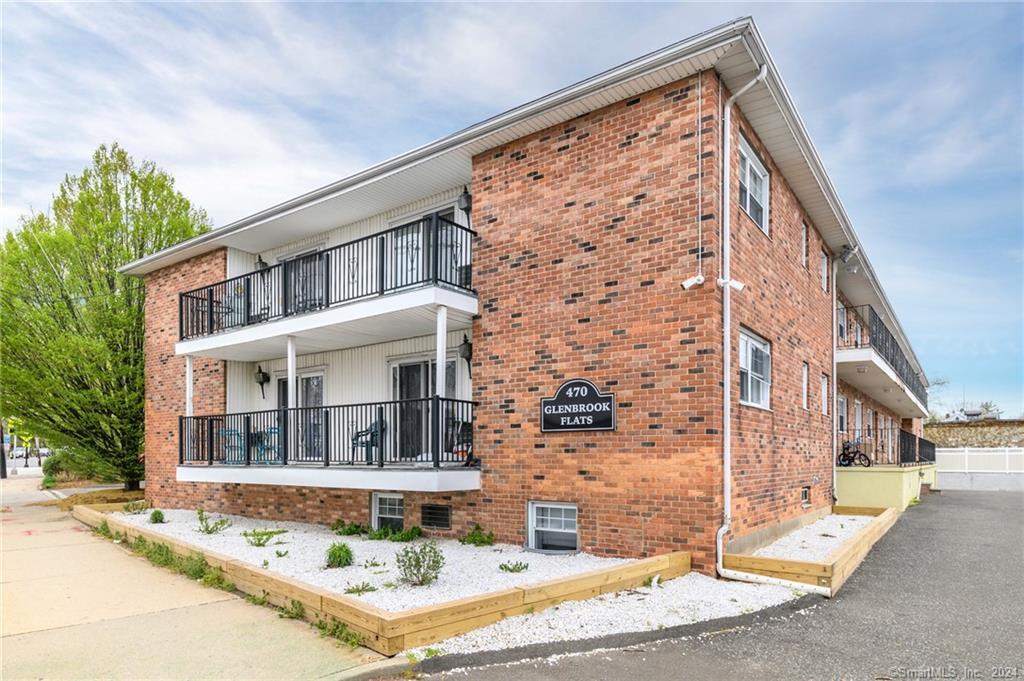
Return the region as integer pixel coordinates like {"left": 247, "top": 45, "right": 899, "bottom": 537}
{"left": 225, "top": 330, "right": 471, "bottom": 413}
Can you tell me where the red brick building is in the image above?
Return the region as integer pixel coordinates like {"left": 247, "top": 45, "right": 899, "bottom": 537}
{"left": 122, "top": 18, "right": 929, "bottom": 575}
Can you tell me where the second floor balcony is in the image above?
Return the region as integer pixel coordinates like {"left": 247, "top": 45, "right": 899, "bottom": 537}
{"left": 179, "top": 215, "right": 475, "bottom": 344}
{"left": 836, "top": 304, "right": 928, "bottom": 416}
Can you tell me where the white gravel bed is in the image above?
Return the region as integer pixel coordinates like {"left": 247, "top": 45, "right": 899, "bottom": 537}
{"left": 411, "top": 572, "right": 798, "bottom": 656}
{"left": 752, "top": 514, "right": 874, "bottom": 563}
{"left": 111, "top": 509, "right": 625, "bottom": 612}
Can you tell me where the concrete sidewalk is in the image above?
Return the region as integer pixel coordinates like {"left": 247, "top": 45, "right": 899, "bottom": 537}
{"left": 1, "top": 476, "right": 398, "bottom": 680}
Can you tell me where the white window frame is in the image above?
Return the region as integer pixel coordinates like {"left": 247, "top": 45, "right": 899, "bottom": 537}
{"left": 837, "top": 396, "right": 848, "bottom": 433}
{"left": 801, "top": 222, "right": 809, "bottom": 268}
{"left": 527, "top": 501, "right": 578, "bottom": 554}
{"left": 371, "top": 492, "right": 404, "bottom": 531}
{"left": 853, "top": 400, "right": 863, "bottom": 435}
{"left": 866, "top": 408, "right": 874, "bottom": 438}
{"left": 739, "top": 329, "right": 772, "bottom": 410}
{"left": 820, "top": 251, "right": 829, "bottom": 292}
{"left": 738, "top": 136, "right": 770, "bottom": 234}
{"left": 801, "top": 486, "right": 811, "bottom": 506}
{"left": 837, "top": 303, "right": 847, "bottom": 340}
{"left": 801, "top": 362, "right": 809, "bottom": 410}
{"left": 821, "top": 375, "right": 829, "bottom": 415}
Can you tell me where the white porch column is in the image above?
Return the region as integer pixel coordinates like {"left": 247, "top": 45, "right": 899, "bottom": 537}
{"left": 287, "top": 335, "right": 297, "bottom": 409}
{"left": 184, "top": 355, "right": 194, "bottom": 417}
{"left": 435, "top": 305, "right": 448, "bottom": 397}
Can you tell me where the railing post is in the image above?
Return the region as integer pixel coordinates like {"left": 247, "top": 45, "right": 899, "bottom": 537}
{"left": 282, "top": 260, "right": 291, "bottom": 317}
{"left": 376, "top": 405, "right": 385, "bottom": 467}
{"left": 431, "top": 214, "right": 440, "bottom": 284}
{"left": 206, "top": 288, "right": 215, "bottom": 334}
{"left": 432, "top": 395, "right": 441, "bottom": 468}
{"left": 243, "top": 278, "right": 251, "bottom": 327}
{"left": 377, "top": 236, "right": 386, "bottom": 295}
{"left": 280, "top": 408, "right": 289, "bottom": 465}
{"left": 178, "top": 294, "right": 185, "bottom": 340}
{"left": 178, "top": 415, "right": 185, "bottom": 464}
{"left": 322, "top": 252, "right": 331, "bottom": 308}
{"left": 323, "top": 409, "right": 330, "bottom": 467}
{"left": 244, "top": 415, "right": 251, "bottom": 466}
{"left": 206, "top": 418, "right": 214, "bottom": 466}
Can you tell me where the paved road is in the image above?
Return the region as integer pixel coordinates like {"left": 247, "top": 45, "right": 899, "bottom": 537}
{"left": 0, "top": 476, "right": 393, "bottom": 680}
{"left": 425, "top": 491, "right": 1024, "bottom": 680}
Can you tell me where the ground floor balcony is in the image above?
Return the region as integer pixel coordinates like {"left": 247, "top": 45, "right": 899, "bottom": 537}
{"left": 839, "top": 427, "right": 936, "bottom": 467}
{"left": 177, "top": 397, "right": 479, "bottom": 492}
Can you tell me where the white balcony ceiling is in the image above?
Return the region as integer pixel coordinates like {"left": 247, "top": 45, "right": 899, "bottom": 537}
{"left": 836, "top": 348, "right": 928, "bottom": 418}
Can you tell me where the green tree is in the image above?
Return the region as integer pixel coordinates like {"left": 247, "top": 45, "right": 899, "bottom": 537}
{"left": 1, "top": 143, "right": 210, "bottom": 489}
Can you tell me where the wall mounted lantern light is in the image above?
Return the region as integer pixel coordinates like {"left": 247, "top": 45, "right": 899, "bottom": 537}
{"left": 255, "top": 365, "right": 270, "bottom": 399}
{"left": 457, "top": 185, "right": 472, "bottom": 216}
{"left": 458, "top": 334, "right": 473, "bottom": 378}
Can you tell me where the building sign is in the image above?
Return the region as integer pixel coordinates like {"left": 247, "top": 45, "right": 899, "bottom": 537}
{"left": 540, "top": 379, "right": 616, "bottom": 432}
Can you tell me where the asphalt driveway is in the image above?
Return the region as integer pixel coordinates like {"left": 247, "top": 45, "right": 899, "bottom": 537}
{"left": 422, "top": 490, "right": 1024, "bottom": 680}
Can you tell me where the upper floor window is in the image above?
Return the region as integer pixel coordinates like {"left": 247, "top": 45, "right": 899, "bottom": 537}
{"left": 820, "top": 374, "right": 829, "bottom": 415}
{"left": 738, "top": 136, "right": 770, "bottom": 234}
{"left": 801, "top": 362, "right": 809, "bottom": 410}
{"left": 801, "top": 222, "right": 809, "bottom": 268}
{"left": 820, "top": 251, "right": 830, "bottom": 292}
{"left": 739, "top": 329, "right": 771, "bottom": 409}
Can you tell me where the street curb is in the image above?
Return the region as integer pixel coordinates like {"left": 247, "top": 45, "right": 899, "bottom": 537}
{"left": 334, "top": 656, "right": 410, "bottom": 680}
{"left": 415, "top": 592, "right": 823, "bottom": 675}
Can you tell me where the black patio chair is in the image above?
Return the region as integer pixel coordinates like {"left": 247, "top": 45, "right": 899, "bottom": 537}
{"left": 351, "top": 420, "right": 386, "bottom": 465}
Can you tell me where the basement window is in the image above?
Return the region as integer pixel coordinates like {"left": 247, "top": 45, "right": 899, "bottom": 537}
{"left": 421, "top": 504, "right": 452, "bottom": 530}
{"left": 801, "top": 486, "right": 811, "bottom": 507}
{"left": 738, "top": 135, "right": 770, "bottom": 234}
{"left": 528, "top": 502, "right": 578, "bottom": 553}
{"left": 372, "top": 493, "right": 403, "bottom": 532}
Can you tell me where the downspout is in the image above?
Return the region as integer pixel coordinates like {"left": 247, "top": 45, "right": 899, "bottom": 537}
{"left": 832, "top": 259, "right": 839, "bottom": 501}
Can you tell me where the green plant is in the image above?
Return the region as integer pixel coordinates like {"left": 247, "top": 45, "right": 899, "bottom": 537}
{"left": 382, "top": 581, "right": 397, "bottom": 589}
{"left": 145, "top": 542, "right": 176, "bottom": 568}
{"left": 149, "top": 509, "right": 165, "bottom": 524}
{"left": 196, "top": 508, "right": 232, "bottom": 534}
{"left": 396, "top": 541, "right": 445, "bottom": 586}
{"left": 242, "top": 528, "right": 288, "bottom": 547}
{"left": 261, "top": 559, "right": 269, "bottom": 569}
{"left": 344, "top": 582, "right": 377, "bottom": 596}
{"left": 123, "top": 499, "right": 149, "bottom": 514}
{"left": 459, "top": 524, "right": 495, "bottom": 546}
{"left": 94, "top": 519, "right": 113, "bottom": 538}
{"left": 387, "top": 526, "right": 423, "bottom": 542}
{"left": 367, "top": 526, "right": 394, "bottom": 540}
{"left": 313, "top": 616, "right": 362, "bottom": 648}
{"left": 362, "top": 559, "right": 384, "bottom": 568}
{"left": 908, "top": 497, "right": 921, "bottom": 507}
{"left": 41, "top": 475, "right": 56, "bottom": 489}
{"left": 245, "top": 591, "right": 270, "bottom": 606}
{"left": 278, "top": 599, "right": 305, "bottom": 620}
{"left": 131, "top": 535, "right": 149, "bottom": 554}
{"left": 331, "top": 519, "right": 369, "bottom": 536}
{"left": 200, "top": 567, "right": 235, "bottom": 592}
{"left": 499, "top": 560, "right": 529, "bottom": 573}
{"left": 178, "top": 553, "right": 209, "bottom": 580}
{"left": 326, "top": 542, "right": 354, "bottom": 568}
{"left": 275, "top": 549, "right": 289, "bottom": 558}
{"left": 423, "top": 647, "right": 443, "bottom": 659}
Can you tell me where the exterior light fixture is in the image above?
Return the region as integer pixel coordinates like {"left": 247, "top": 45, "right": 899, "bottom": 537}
{"left": 457, "top": 186, "right": 472, "bottom": 215}
{"left": 255, "top": 255, "right": 270, "bottom": 281}
{"left": 255, "top": 365, "right": 270, "bottom": 399}
{"left": 839, "top": 244, "right": 860, "bottom": 264}
{"left": 458, "top": 334, "right": 473, "bottom": 377}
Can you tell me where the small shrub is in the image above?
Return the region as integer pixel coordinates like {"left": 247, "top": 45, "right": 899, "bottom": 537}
{"left": 499, "top": 561, "right": 529, "bottom": 573}
{"left": 200, "top": 567, "right": 235, "bottom": 591}
{"left": 123, "top": 500, "right": 149, "bottom": 514}
{"left": 196, "top": 509, "right": 232, "bottom": 534}
{"left": 423, "top": 647, "right": 443, "bottom": 659}
{"left": 131, "top": 535, "right": 149, "bottom": 554}
{"left": 242, "top": 528, "right": 288, "bottom": 547}
{"left": 278, "top": 599, "right": 305, "bottom": 619}
{"left": 367, "top": 526, "right": 393, "bottom": 540}
{"left": 459, "top": 524, "right": 495, "bottom": 546}
{"left": 331, "top": 519, "right": 369, "bottom": 536}
{"left": 149, "top": 509, "right": 165, "bottom": 524}
{"left": 245, "top": 591, "right": 270, "bottom": 606}
{"left": 326, "top": 542, "right": 354, "bottom": 568}
{"left": 275, "top": 549, "right": 289, "bottom": 558}
{"left": 382, "top": 581, "right": 397, "bottom": 589}
{"left": 42, "top": 453, "right": 64, "bottom": 478}
{"left": 178, "top": 554, "right": 209, "bottom": 580}
{"left": 145, "top": 542, "right": 176, "bottom": 568}
{"left": 95, "top": 520, "right": 113, "bottom": 539}
{"left": 396, "top": 541, "right": 445, "bottom": 586}
{"left": 344, "top": 582, "right": 377, "bottom": 596}
{"left": 41, "top": 475, "right": 56, "bottom": 489}
{"left": 314, "top": 615, "right": 362, "bottom": 648}
{"left": 387, "top": 526, "right": 423, "bottom": 542}
{"left": 362, "top": 558, "right": 384, "bottom": 568}
{"left": 261, "top": 559, "right": 269, "bottom": 569}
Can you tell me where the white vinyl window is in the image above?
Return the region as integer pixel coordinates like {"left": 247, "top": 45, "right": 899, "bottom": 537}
{"left": 528, "top": 502, "right": 578, "bottom": 553}
{"left": 801, "top": 362, "right": 809, "bottom": 410}
{"left": 821, "top": 375, "right": 829, "bottom": 415}
{"left": 866, "top": 408, "right": 874, "bottom": 438}
{"left": 837, "top": 396, "right": 848, "bottom": 433}
{"left": 372, "top": 493, "right": 404, "bottom": 532}
{"left": 739, "top": 329, "right": 771, "bottom": 409}
{"left": 820, "top": 251, "right": 830, "bottom": 292}
{"left": 738, "top": 136, "right": 770, "bottom": 233}
{"left": 837, "top": 304, "right": 847, "bottom": 340}
{"left": 801, "top": 222, "right": 809, "bottom": 268}
{"left": 854, "top": 401, "right": 863, "bottom": 435}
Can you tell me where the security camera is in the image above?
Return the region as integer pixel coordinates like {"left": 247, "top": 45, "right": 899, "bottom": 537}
{"left": 717, "top": 278, "right": 746, "bottom": 292}
{"left": 681, "top": 274, "right": 705, "bottom": 290}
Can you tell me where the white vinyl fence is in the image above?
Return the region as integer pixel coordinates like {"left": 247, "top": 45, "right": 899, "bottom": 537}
{"left": 936, "top": 447, "right": 1024, "bottom": 491}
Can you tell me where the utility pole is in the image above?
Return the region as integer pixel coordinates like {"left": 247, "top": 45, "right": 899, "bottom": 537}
{"left": 0, "top": 418, "right": 7, "bottom": 480}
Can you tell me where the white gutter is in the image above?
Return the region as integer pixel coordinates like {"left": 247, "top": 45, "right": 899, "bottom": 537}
{"left": 715, "top": 63, "right": 767, "bottom": 580}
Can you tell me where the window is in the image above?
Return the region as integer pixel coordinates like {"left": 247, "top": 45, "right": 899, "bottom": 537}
{"left": 739, "top": 329, "right": 772, "bottom": 409}
{"left": 372, "top": 493, "right": 403, "bottom": 532}
{"left": 801, "top": 362, "right": 809, "bottom": 410}
{"left": 738, "top": 136, "right": 770, "bottom": 233}
{"left": 837, "top": 396, "right": 848, "bottom": 433}
{"left": 853, "top": 401, "right": 862, "bottom": 435}
{"left": 528, "top": 502, "right": 578, "bottom": 553}
{"left": 820, "top": 251, "right": 829, "bottom": 292}
{"left": 421, "top": 504, "right": 451, "bottom": 530}
{"left": 801, "top": 222, "right": 809, "bottom": 268}
{"left": 801, "top": 486, "right": 811, "bottom": 506}
{"left": 820, "top": 375, "right": 829, "bottom": 415}
{"left": 837, "top": 304, "right": 847, "bottom": 340}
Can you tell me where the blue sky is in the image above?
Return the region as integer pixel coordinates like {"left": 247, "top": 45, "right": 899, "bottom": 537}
{"left": 3, "top": 3, "right": 1022, "bottom": 417}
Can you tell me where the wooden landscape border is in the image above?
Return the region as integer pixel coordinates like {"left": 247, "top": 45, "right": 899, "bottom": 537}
{"left": 72, "top": 505, "right": 690, "bottom": 655}
{"left": 722, "top": 505, "right": 898, "bottom": 597}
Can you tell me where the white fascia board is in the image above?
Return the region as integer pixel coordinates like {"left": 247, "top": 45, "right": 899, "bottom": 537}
{"left": 175, "top": 287, "right": 477, "bottom": 357}
{"left": 836, "top": 347, "right": 927, "bottom": 416}
{"left": 177, "top": 465, "right": 481, "bottom": 492}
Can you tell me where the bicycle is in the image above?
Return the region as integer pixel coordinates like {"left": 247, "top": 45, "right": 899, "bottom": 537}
{"left": 837, "top": 438, "right": 871, "bottom": 467}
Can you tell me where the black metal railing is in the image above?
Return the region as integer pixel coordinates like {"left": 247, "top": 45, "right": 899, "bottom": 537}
{"left": 179, "top": 215, "right": 475, "bottom": 340}
{"left": 179, "top": 397, "right": 474, "bottom": 469}
{"left": 836, "top": 305, "right": 928, "bottom": 407}
{"left": 839, "top": 427, "right": 935, "bottom": 467}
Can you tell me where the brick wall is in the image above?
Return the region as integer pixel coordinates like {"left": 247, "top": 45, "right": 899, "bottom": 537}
{"left": 924, "top": 420, "right": 1024, "bottom": 448}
